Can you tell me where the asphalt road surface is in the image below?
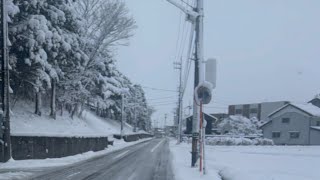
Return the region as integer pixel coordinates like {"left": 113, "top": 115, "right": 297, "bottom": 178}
{"left": 30, "top": 138, "right": 174, "bottom": 180}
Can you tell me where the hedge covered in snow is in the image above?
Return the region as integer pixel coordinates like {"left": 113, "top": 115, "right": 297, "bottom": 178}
{"left": 205, "top": 137, "right": 274, "bottom": 146}
{"left": 217, "top": 115, "right": 262, "bottom": 135}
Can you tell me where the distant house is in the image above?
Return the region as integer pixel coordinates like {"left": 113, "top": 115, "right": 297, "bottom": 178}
{"left": 211, "top": 113, "right": 228, "bottom": 121}
{"left": 309, "top": 97, "right": 320, "bottom": 108}
{"left": 210, "top": 113, "right": 228, "bottom": 134}
{"left": 228, "top": 101, "right": 289, "bottom": 121}
{"left": 185, "top": 113, "right": 218, "bottom": 135}
{"left": 261, "top": 103, "right": 320, "bottom": 145}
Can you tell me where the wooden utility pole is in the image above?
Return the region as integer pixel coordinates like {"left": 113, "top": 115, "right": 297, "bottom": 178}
{"left": 121, "top": 94, "right": 125, "bottom": 137}
{"left": 174, "top": 58, "right": 183, "bottom": 143}
{"left": 166, "top": 0, "right": 205, "bottom": 167}
{"left": 164, "top": 113, "right": 167, "bottom": 128}
{"left": 191, "top": 0, "right": 205, "bottom": 167}
{"left": 0, "top": 0, "right": 11, "bottom": 162}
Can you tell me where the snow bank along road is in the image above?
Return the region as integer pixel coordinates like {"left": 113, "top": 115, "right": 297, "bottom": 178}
{"left": 30, "top": 138, "right": 174, "bottom": 180}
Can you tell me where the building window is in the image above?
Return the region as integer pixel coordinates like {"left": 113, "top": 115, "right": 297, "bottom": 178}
{"left": 282, "top": 118, "right": 290, "bottom": 123}
{"left": 316, "top": 121, "right": 320, "bottom": 126}
{"left": 235, "top": 109, "right": 242, "bottom": 114}
{"left": 250, "top": 108, "right": 258, "bottom": 114}
{"left": 289, "top": 132, "right": 300, "bottom": 139}
{"left": 272, "top": 132, "right": 281, "bottom": 138}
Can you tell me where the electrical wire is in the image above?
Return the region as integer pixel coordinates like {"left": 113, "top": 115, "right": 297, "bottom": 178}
{"left": 141, "top": 86, "right": 178, "bottom": 92}
{"left": 181, "top": 23, "right": 195, "bottom": 96}
{"left": 152, "top": 102, "right": 177, "bottom": 107}
{"left": 149, "top": 100, "right": 179, "bottom": 105}
{"left": 180, "top": 0, "right": 194, "bottom": 8}
{"left": 147, "top": 96, "right": 176, "bottom": 101}
{"left": 174, "top": 9, "right": 183, "bottom": 62}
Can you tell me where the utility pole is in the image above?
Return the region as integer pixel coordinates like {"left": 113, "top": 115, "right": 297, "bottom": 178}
{"left": 164, "top": 113, "right": 167, "bottom": 133}
{"left": 133, "top": 93, "right": 137, "bottom": 132}
{"left": 166, "top": 0, "right": 205, "bottom": 167}
{"left": 120, "top": 94, "right": 125, "bottom": 137}
{"left": 174, "top": 58, "right": 183, "bottom": 143}
{"left": 191, "top": 0, "right": 205, "bottom": 167}
{"left": 0, "top": 0, "right": 11, "bottom": 162}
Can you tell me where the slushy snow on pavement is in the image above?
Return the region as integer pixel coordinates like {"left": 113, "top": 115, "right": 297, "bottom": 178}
{"left": 0, "top": 138, "right": 152, "bottom": 180}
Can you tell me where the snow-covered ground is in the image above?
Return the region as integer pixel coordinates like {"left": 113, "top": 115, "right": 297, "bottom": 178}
{"left": 170, "top": 141, "right": 320, "bottom": 180}
{"left": 0, "top": 138, "right": 152, "bottom": 179}
{"left": 170, "top": 141, "right": 221, "bottom": 180}
{"left": 11, "top": 101, "right": 144, "bottom": 137}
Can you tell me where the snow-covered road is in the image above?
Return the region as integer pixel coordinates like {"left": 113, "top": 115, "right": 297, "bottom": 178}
{"left": 30, "top": 138, "right": 173, "bottom": 180}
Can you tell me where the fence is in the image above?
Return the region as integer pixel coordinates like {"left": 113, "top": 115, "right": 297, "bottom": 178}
{"left": 0, "top": 133, "right": 152, "bottom": 161}
{"left": 113, "top": 133, "right": 153, "bottom": 142}
{"left": 10, "top": 136, "right": 109, "bottom": 160}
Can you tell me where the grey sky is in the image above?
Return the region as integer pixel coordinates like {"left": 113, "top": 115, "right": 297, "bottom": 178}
{"left": 117, "top": 0, "right": 320, "bottom": 127}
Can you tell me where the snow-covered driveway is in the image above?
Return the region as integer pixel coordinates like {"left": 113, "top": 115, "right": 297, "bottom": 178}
{"left": 170, "top": 141, "right": 320, "bottom": 180}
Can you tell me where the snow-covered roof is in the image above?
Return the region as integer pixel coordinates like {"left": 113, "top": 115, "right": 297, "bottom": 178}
{"left": 205, "top": 113, "right": 218, "bottom": 120}
{"left": 292, "top": 103, "right": 320, "bottom": 116}
{"left": 259, "top": 120, "right": 271, "bottom": 128}
{"left": 310, "top": 126, "right": 320, "bottom": 131}
{"left": 308, "top": 96, "right": 320, "bottom": 103}
{"left": 268, "top": 103, "right": 320, "bottom": 117}
{"left": 184, "top": 112, "right": 218, "bottom": 120}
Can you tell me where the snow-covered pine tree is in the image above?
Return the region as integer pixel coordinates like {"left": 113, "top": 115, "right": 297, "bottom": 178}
{"left": 9, "top": 0, "right": 87, "bottom": 117}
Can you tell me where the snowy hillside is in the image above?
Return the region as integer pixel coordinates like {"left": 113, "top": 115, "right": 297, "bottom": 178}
{"left": 11, "top": 102, "right": 141, "bottom": 137}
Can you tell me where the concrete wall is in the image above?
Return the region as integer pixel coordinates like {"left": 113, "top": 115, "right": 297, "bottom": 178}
{"left": 1, "top": 133, "right": 152, "bottom": 161}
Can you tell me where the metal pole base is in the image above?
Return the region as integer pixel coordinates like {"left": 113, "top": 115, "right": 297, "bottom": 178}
{"left": 191, "top": 133, "right": 199, "bottom": 167}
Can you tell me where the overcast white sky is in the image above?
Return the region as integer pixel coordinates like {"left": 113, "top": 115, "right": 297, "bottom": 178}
{"left": 116, "top": 0, "right": 320, "bottom": 127}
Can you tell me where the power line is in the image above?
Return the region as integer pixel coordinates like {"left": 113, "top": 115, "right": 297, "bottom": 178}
{"left": 149, "top": 100, "right": 178, "bottom": 105}
{"left": 181, "top": 20, "right": 195, "bottom": 97}
{"left": 141, "top": 86, "right": 178, "bottom": 92}
{"left": 203, "top": 106, "right": 227, "bottom": 110}
{"left": 152, "top": 102, "right": 177, "bottom": 107}
{"left": 180, "top": 0, "right": 194, "bottom": 8}
{"left": 174, "top": 9, "right": 183, "bottom": 62}
{"left": 147, "top": 96, "right": 176, "bottom": 101}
